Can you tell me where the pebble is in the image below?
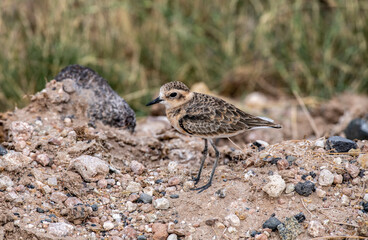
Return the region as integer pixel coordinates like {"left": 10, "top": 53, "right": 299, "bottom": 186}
{"left": 123, "top": 226, "right": 137, "bottom": 239}
{"left": 277, "top": 159, "right": 289, "bottom": 170}
{"left": 314, "top": 139, "right": 325, "bottom": 148}
{"left": 69, "top": 155, "right": 109, "bottom": 182}
{"left": 91, "top": 204, "right": 98, "bottom": 211}
{"left": 316, "top": 188, "right": 326, "bottom": 198}
{"left": 325, "top": 136, "right": 357, "bottom": 152}
{"left": 228, "top": 226, "right": 237, "bottom": 233}
{"left": 0, "top": 151, "right": 32, "bottom": 172}
{"left": 0, "top": 145, "right": 7, "bottom": 156}
{"left": 262, "top": 216, "right": 282, "bottom": 231}
{"left": 130, "top": 160, "right": 145, "bottom": 175}
{"left": 153, "top": 198, "right": 170, "bottom": 210}
{"left": 103, "top": 221, "right": 114, "bottom": 231}
{"left": 262, "top": 175, "right": 286, "bottom": 197}
{"left": 126, "top": 201, "right": 137, "bottom": 212}
{"left": 183, "top": 181, "right": 194, "bottom": 191}
{"left": 168, "top": 177, "right": 181, "bottom": 186}
{"left": 47, "top": 177, "right": 58, "bottom": 186}
{"left": 50, "top": 191, "right": 68, "bottom": 203}
{"left": 295, "top": 181, "right": 315, "bottom": 197}
{"left": 344, "top": 118, "right": 368, "bottom": 140}
{"left": 333, "top": 157, "right": 342, "bottom": 165}
{"left": 139, "top": 193, "right": 153, "bottom": 203}
{"left": 285, "top": 183, "right": 295, "bottom": 194}
{"left": 342, "top": 187, "right": 352, "bottom": 196}
{"left": 341, "top": 195, "right": 350, "bottom": 206}
{"left": 152, "top": 223, "right": 168, "bottom": 240}
{"left": 255, "top": 233, "right": 268, "bottom": 240}
{"left": 97, "top": 179, "right": 108, "bottom": 188}
{"left": 0, "top": 175, "right": 14, "bottom": 190}
{"left": 146, "top": 213, "right": 157, "bottom": 223}
{"left": 126, "top": 181, "right": 142, "bottom": 193}
{"left": 225, "top": 214, "right": 240, "bottom": 227}
{"left": 277, "top": 217, "right": 302, "bottom": 240}
{"left": 364, "top": 194, "right": 368, "bottom": 202}
{"left": 244, "top": 170, "right": 255, "bottom": 181}
{"left": 333, "top": 174, "right": 343, "bottom": 184}
{"left": 215, "top": 188, "right": 226, "bottom": 198}
{"left": 10, "top": 121, "right": 34, "bottom": 142}
{"left": 170, "top": 194, "right": 179, "bottom": 199}
{"left": 167, "top": 234, "right": 178, "bottom": 240}
{"left": 358, "top": 154, "right": 368, "bottom": 168}
{"left": 345, "top": 163, "right": 360, "bottom": 178}
{"left": 48, "top": 222, "right": 74, "bottom": 237}
{"left": 307, "top": 220, "right": 325, "bottom": 237}
{"left": 64, "top": 197, "right": 83, "bottom": 208}
{"left": 167, "top": 161, "right": 178, "bottom": 173}
{"left": 137, "top": 235, "right": 147, "bottom": 240}
{"left": 318, "top": 169, "right": 334, "bottom": 186}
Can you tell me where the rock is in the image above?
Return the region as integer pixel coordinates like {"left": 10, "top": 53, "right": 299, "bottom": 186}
{"left": 333, "top": 174, "right": 343, "bottom": 184}
{"left": 345, "top": 163, "right": 360, "bottom": 178}
{"left": 168, "top": 161, "right": 178, "bottom": 173}
{"left": 167, "top": 234, "right": 178, "bottom": 240}
{"left": 341, "top": 195, "right": 350, "bottom": 206}
{"left": 314, "top": 139, "right": 325, "bottom": 148}
{"left": 225, "top": 214, "right": 240, "bottom": 227}
{"left": 183, "top": 181, "right": 195, "bottom": 191}
{"left": 137, "top": 235, "right": 147, "bottom": 240}
{"left": 170, "top": 194, "right": 179, "bottom": 199}
{"left": 153, "top": 198, "right": 170, "bottom": 210}
{"left": 325, "top": 136, "right": 357, "bottom": 153}
{"left": 0, "top": 151, "right": 32, "bottom": 172}
{"left": 333, "top": 157, "right": 342, "bottom": 165}
{"left": 152, "top": 223, "right": 168, "bottom": 240}
{"left": 97, "top": 179, "right": 108, "bottom": 188}
{"left": 10, "top": 121, "right": 34, "bottom": 142}
{"left": 215, "top": 188, "right": 226, "bottom": 198}
{"left": 364, "top": 194, "right": 368, "bottom": 202}
{"left": 277, "top": 217, "right": 302, "bottom": 240}
{"left": 244, "top": 170, "right": 255, "bottom": 181}
{"left": 48, "top": 222, "right": 74, "bottom": 237}
{"left": 55, "top": 65, "right": 136, "bottom": 132}
{"left": 36, "top": 154, "right": 50, "bottom": 166}
{"left": 126, "top": 201, "right": 137, "bottom": 212}
{"left": 65, "top": 204, "right": 92, "bottom": 224}
{"left": 138, "top": 193, "right": 153, "bottom": 204}
{"left": 103, "top": 221, "right": 114, "bottom": 231}
{"left": 126, "top": 181, "right": 142, "bottom": 193}
{"left": 123, "top": 226, "right": 137, "bottom": 239}
{"left": 168, "top": 177, "right": 181, "bottom": 186}
{"left": 307, "top": 220, "right": 325, "bottom": 237}
{"left": 285, "top": 183, "right": 295, "bottom": 194}
{"left": 0, "top": 175, "right": 13, "bottom": 190}
{"left": 64, "top": 197, "right": 83, "bottom": 208}
{"left": 47, "top": 177, "right": 58, "bottom": 186}
{"left": 277, "top": 159, "right": 289, "bottom": 170}
{"left": 295, "top": 181, "right": 315, "bottom": 197}
{"left": 358, "top": 154, "right": 368, "bottom": 169}
{"left": 318, "top": 169, "right": 334, "bottom": 186}
{"left": 255, "top": 233, "right": 268, "bottom": 240}
{"left": 344, "top": 117, "right": 368, "bottom": 140}
{"left": 262, "top": 216, "right": 282, "bottom": 231}
{"left": 50, "top": 191, "right": 68, "bottom": 203}
{"left": 228, "top": 226, "right": 237, "bottom": 233}
{"left": 262, "top": 175, "right": 286, "bottom": 197}
{"left": 69, "top": 155, "right": 109, "bottom": 182}
{"left": 294, "top": 213, "right": 306, "bottom": 223}
{"left": 130, "top": 160, "right": 145, "bottom": 175}
{"left": 316, "top": 188, "right": 326, "bottom": 198}
{"left": 0, "top": 145, "right": 7, "bottom": 156}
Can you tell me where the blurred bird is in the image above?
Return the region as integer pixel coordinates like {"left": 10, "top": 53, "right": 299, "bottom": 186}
{"left": 147, "top": 81, "right": 281, "bottom": 192}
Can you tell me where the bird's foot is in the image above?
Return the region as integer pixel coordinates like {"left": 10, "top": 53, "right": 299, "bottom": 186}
{"left": 190, "top": 176, "right": 200, "bottom": 185}
{"left": 191, "top": 182, "right": 212, "bottom": 193}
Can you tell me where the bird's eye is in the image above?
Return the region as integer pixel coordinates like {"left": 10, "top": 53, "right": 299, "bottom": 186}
{"left": 170, "top": 92, "right": 177, "bottom": 98}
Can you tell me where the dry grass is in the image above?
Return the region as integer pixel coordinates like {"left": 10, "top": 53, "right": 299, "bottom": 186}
{"left": 0, "top": 0, "right": 367, "bottom": 115}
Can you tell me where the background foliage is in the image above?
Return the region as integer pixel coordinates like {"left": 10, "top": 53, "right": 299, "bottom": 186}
{"left": 1, "top": 0, "right": 367, "bottom": 115}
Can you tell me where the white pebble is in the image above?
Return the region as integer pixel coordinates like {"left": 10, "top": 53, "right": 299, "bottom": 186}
{"left": 103, "top": 221, "right": 114, "bottom": 231}
{"left": 262, "top": 175, "right": 286, "bottom": 197}
{"left": 153, "top": 198, "right": 170, "bottom": 210}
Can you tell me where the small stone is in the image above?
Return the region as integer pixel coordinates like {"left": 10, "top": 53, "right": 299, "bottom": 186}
{"left": 326, "top": 136, "right": 357, "bottom": 153}
{"left": 47, "top": 177, "right": 58, "bottom": 186}
{"left": 345, "top": 163, "right": 360, "bottom": 178}
{"left": 130, "top": 160, "right": 145, "bottom": 175}
{"left": 318, "top": 169, "right": 334, "bottom": 186}
{"left": 64, "top": 197, "right": 83, "bottom": 208}
{"left": 10, "top": 121, "right": 34, "bottom": 142}
{"left": 137, "top": 235, "right": 147, "bottom": 240}
{"left": 225, "top": 214, "right": 240, "bottom": 227}
{"left": 316, "top": 188, "right": 326, "bottom": 198}
{"left": 0, "top": 152, "right": 32, "bottom": 172}
{"left": 358, "top": 154, "right": 368, "bottom": 169}
{"left": 364, "top": 194, "right": 368, "bottom": 202}
{"left": 50, "top": 192, "right": 68, "bottom": 203}
{"left": 277, "top": 217, "right": 302, "bottom": 240}
{"left": 97, "top": 179, "right": 108, "bottom": 188}
{"left": 285, "top": 183, "right": 295, "bottom": 194}
{"left": 139, "top": 193, "right": 153, "bottom": 203}
{"left": 167, "top": 234, "right": 178, "bottom": 240}
{"left": 152, "top": 223, "right": 168, "bottom": 240}
{"left": 295, "top": 181, "right": 315, "bottom": 197}
{"left": 146, "top": 213, "right": 157, "bottom": 223}
{"left": 69, "top": 155, "right": 109, "bottom": 182}
{"left": 244, "top": 170, "right": 255, "bottom": 181}
{"left": 183, "top": 181, "right": 195, "bottom": 191}
{"left": 127, "top": 193, "right": 139, "bottom": 202}
{"left": 103, "top": 221, "right": 114, "bottom": 231}
{"left": 307, "top": 220, "right": 325, "bottom": 237}
{"left": 341, "top": 195, "right": 350, "bottom": 206}
{"left": 342, "top": 187, "right": 352, "bottom": 196}
{"left": 48, "top": 222, "right": 74, "bottom": 237}
{"left": 344, "top": 118, "right": 368, "bottom": 140}
{"left": 168, "top": 161, "right": 178, "bottom": 173}
{"left": 262, "top": 216, "right": 282, "bottom": 231}
{"left": 228, "top": 226, "right": 237, "bottom": 234}
{"left": 126, "top": 181, "right": 142, "bottom": 193}
{"left": 153, "top": 198, "right": 170, "bottom": 210}
{"left": 91, "top": 204, "right": 98, "bottom": 211}
{"left": 262, "top": 175, "right": 286, "bottom": 197}
{"left": 333, "top": 157, "right": 342, "bottom": 165}
{"left": 36, "top": 207, "right": 45, "bottom": 213}
{"left": 314, "top": 139, "right": 325, "bottom": 148}
{"left": 0, "top": 145, "right": 7, "bottom": 156}
{"left": 333, "top": 174, "right": 343, "bottom": 184}
{"left": 126, "top": 201, "right": 137, "bottom": 212}
{"left": 168, "top": 177, "right": 180, "bottom": 186}
{"left": 294, "top": 212, "right": 306, "bottom": 223}
{"left": 170, "top": 194, "right": 179, "bottom": 199}
{"left": 215, "top": 188, "right": 226, "bottom": 198}
{"left": 255, "top": 233, "right": 268, "bottom": 240}
{"left": 277, "top": 159, "right": 289, "bottom": 170}
{"left": 0, "top": 175, "right": 14, "bottom": 190}
{"left": 205, "top": 218, "right": 218, "bottom": 226}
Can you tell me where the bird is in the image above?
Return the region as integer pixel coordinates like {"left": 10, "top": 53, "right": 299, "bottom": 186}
{"left": 146, "top": 81, "right": 281, "bottom": 193}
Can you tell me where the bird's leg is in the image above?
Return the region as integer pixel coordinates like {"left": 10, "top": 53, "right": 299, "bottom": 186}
{"left": 191, "top": 139, "right": 208, "bottom": 185}
{"left": 192, "top": 139, "right": 219, "bottom": 193}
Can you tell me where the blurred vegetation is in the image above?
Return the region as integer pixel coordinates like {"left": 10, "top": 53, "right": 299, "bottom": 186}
{"left": 0, "top": 0, "right": 367, "bottom": 116}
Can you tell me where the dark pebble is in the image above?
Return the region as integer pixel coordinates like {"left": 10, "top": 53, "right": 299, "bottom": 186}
{"left": 250, "top": 230, "right": 261, "bottom": 237}
{"left": 309, "top": 171, "right": 316, "bottom": 178}
{"left": 137, "top": 235, "right": 147, "bottom": 240}
{"left": 295, "top": 181, "right": 315, "bottom": 197}
{"left": 25, "top": 184, "right": 35, "bottom": 189}
{"left": 91, "top": 204, "right": 98, "bottom": 211}
{"left": 155, "top": 179, "right": 163, "bottom": 184}
{"left": 215, "top": 189, "right": 226, "bottom": 198}
{"left": 13, "top": 212, "right": 20, "bottom": 216}
{"left": 270, "top": 157, "right": 281, "bottom": 165}
{"left": 138, "top": 193, "right": 153, "bottom": 204}
{"left": 362, "top": 202, "right": 368, "bottom": 213}
{"left": 343, "top": 173, "right": 352, "bottom": 182}
{"left": 294, "top": 212, "right": 306, "bottom": 223}
{"left": 170, "top": 194, "right": 179, "bottom": 199}
{"left": 344, "top": 117, "right": 368, "bottom": 140}
{"left": 0, "top": 145, "right": 7, "bottom": 156}
{"left": 49, "top": 214, "right": 57, "bottom": 218}
{"left": 286, "top": 155, "right": 297, "bottom": 165}
{"left": 174, "top": 219, "right": 178, "bottom": 224}
{"left": 36, "top": 207, "right": 45, "bottom": 213}
{"left": 325, "top": 136, "right": 358, "bottom": 153}
{"left": 262, "top": 155, "right": 273, "bottom": 162}
{"left": 359, "top": 169, "right": 366, "bottom": 178}
{"left": 262, "top": 216, "right": 282, "bottom": 231}
{"left": 301, "top": 174, "right": 309, "bottom": 180}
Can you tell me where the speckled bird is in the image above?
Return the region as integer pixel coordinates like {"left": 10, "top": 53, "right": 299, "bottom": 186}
{"left": 146, "top": 81, "right": 281, "bottom": 192}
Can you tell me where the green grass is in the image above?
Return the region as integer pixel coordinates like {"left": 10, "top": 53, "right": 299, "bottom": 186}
{"left": 0, "top": 0, "right": 367, "bottom": 115}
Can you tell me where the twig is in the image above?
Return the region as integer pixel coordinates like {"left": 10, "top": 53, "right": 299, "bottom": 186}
{"left": 293, "top": 90, "right": 321, "bottom": 138}
{"left": 301, "top": 197, "right": 313, "bottom": 217}
{"left": 332, "top": 221, "right": 359, "bottom": 228}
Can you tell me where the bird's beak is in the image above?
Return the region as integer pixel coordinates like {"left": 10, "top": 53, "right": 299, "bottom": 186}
{"left": 146, "top": 97, "right": 163, "bottom": 106}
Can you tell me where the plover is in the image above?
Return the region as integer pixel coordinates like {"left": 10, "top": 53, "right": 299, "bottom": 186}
{"left": 147, "top": 81, "right": 281, "bottom": 192}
